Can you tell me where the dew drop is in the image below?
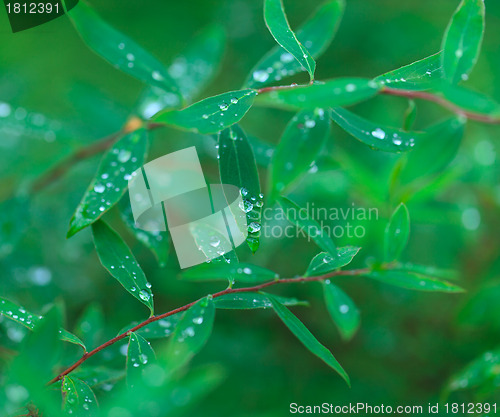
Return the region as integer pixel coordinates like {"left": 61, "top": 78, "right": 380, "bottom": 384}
{"left": 252, "top": 70, "right": 269, "bottom": 83}
{"left": 94, "top": 184, "right": 105, "bottom": 193}
{"left": 371, "top": 128, "right": 386, "bottom": 140}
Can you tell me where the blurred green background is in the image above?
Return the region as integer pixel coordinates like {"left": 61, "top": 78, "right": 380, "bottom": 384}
{"left": 1, "top": 0, "right": 500, "bottom": 415}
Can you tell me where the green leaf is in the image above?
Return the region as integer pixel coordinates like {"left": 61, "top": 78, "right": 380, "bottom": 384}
{"left": 305, "top": 247, "right": 361, "bottom": 277}
{"left": 163, "top": 297, "right": 215, "bottom": 374}
{"left": 447, "top": 350, "right": 500, "bottom": 393}
{"left": 366, "top": 270, "right": 464, "bottom": 293}
{"left": 277, "top": 196, "right": 337, "bottom": 255}
{"left": 214, "top": 292, "right": 309, "bottom": 309}
{"left": 62, "top": 376, "right": 99, "bottom": 416}
{"left": 0, "top": 297, "right": 86, "bottom": 350}
{"left": 268, "top": 295, "right": 349, "bottom": 385}
{"left": 91, "top": 220, "right": 154, "bottom": 314}
{"left": 169, "top": 25, "right": 226, "bottom": 102}
{"left": 247, "top": 0, "right": 344, "bottom": 88}
{"left": 374, "top": 52, "right": 443, "bottom": 91}
{"left": 264, "top": 0, "right": 316, "bottom": 81}
{"left": 399, "top": 118, "right": 465, "bottom": 184}
{"left": 59, "top": 329, "right": 87, "bottom": 351}
{"left": 270, "top": 109, "right": 330, "bottom": 198}
{"left": 397, "top": 263, "right": 458, "bottom": 281}
{"left": 218, "top": 125, "right": 263, "bottom": 253}
{"left": 323, "top": 281, "right": 360, "bottom": 341}
{"left": 68, "top": 129, "right": 149, "bottom": 237}
{"left": 256, "top": 79, "right": 381, "bottom": 111}
{"left": 182, "top": 263, "right": 278, "bottom": 284}
{"left": 0, "top": 197, "right": 29, "bottom": 259}
{"left": 126, "top": 332, "right": 156, "bottom": 389}
{"left": 331, "top": 108, "right": 422, "bottom": 153}
{"left": 66, "top": 1, "right": 180, "bottom": 97}
{"left": 153, "top": 90, "right": 257, "bottom": 134}
{"left": 441, "top": 0, "right": 485, "bottom": 84}
{"left": 119, "top": 314, "right": 182, "bottom": 339}
{"left": 384, "top": 203, "right": 410, "bottom": 262}
{"left": 120, "top": 196, "right": 170, "bottom": 268}
{"left": 438, "top": 82, "right": 500, "bottom": 117}
{"left": 248, "top": 134, "right": 275, "bottom": 167}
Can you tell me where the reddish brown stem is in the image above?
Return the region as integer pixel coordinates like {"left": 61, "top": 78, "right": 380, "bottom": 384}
{"left": 47, "top": 267, "right": 370, "bottom": 385}
{"left": 381, "top": 87, "right": 500, "bottom": 124}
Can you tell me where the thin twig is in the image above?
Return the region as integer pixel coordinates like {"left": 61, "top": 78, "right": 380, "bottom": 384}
{"left": 47, "top": 267, "right": 371, "bottom": 385}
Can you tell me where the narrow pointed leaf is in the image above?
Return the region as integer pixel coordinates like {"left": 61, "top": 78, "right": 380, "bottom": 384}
{"left": 256, "top": 78, "right": 381, "bottom": 110}
{"left": 68, "top": 129, "right": 148, "bottom": 237}
{"left": 268, "top": 295, "right": 349, "bottom": 385}
{"left": 305, "top": 247, "right": 360, "bottom": 277}
{"left": 126, "top": 332, "right": 156, "bottom": 389}
{"left": 66, "top": 1, "right": 180, "bottom": 97}
{"left": 153, "top": 90, "right": 257, "bottom": 134}
{"left": 91, "top": 220, "right": 154, "bottom": 314}
{"left": 214, "top": 292, "right": 308, "bottom": 309}
{"left": 447, "top": 349, "right": 500, "bottom": 393}
{"left": 398, "top": 263, "right": 458, "bottom": 281}
{"left": 270, "top": 108, "right": 330, "bottom": 198}
{"left": 323, "top": 281, "right": 360, "bottom": 341}
{"left": 182, "top": 262, "right": 278, "bottom": 284}
{"left": 163, "top": 297, "right": 215, "bottom": 373}
{"left": 399, "top": 118, "right": 465, "bottom": 184}
{"left": 403, "top": 100, "right": 417, "bottom": 131}
{"left": 366, "top": 270, "right": 464, "bottom": 292}
{"left": 331, "top": 108, "right": 421, "bottom": 153}
{"left": 62, "top": 376, "right": 99, "bottom": 416}
{"left": 384, "top": 203, "right": 410, "bottom": 262}
{"left": 219, "top": 125, "right": 263, "bottom": 253}
{"left": 374, "top": 52, "right": 443, "bottom": 91}
{"left": 59, "top": 329, "right": 87, "bottom": 351}
{"left": 120, "top": 197, "right": 170, "bottom": 268}
{"left": 119, "top": 314, "right": 181, "bottom": 339}
{"left": 169, "top": 25, "right": 226, "bottom": 101}
{"left": 0, "top": 297, "right": 86, "bottom": 350}
{"left": 264, "top": 0, "right": 316, "bottom": 80}
{"left": 247, "top": 0, "right": 344, "bottom": 88}
{"left": 441, "top": 0, "right": 485, "bottom": 84}
{"left": 278, "top": 196, "right": 336, "bottom": 255}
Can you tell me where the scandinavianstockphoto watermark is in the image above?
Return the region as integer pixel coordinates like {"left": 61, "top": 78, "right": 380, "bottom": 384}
{"left": 262, "top": 202, "right": 379, "bottom": 240}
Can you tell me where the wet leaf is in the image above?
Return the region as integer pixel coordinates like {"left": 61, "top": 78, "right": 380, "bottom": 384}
{"left": 92, "top": 220, "right": 154, "bottom": 314}
{"left": 277, "top": 196, "right": 337, "bottom": 255}
{"left": 384, "top": 203, "right": 410, "bottom": 262}
{"left": 120, "top": 196, "right": 170, "bottom": 268}
{"left": 374, "top": 52, "right": 443, "bottom": 91}
{"left": 247, "top": 0, "right": 344, "bottom": 88}
{"left": 182, "top": 263, "right": 278, "bottom": 284}
{"left": 366, "top": 270, "right": 464, "bottom": 292}
{"left": 268, "top": 295, "right": 350, "bottom": 385}
{"left": 218, "top": 125, "right": 263, "bottom": 253}
{"left": 447, "top": 350, "right": 500, "bottom": 393}
{"left": 119, "top": 314, "right": 182, "bottom": 339}
{"left": 62, "top": 376, "right": 99, "bottom": 416}
{"left": 331, "top": 108, "right": 421, "bottom": 153}
{"left": 153, "top": 90, "right": 257, "bottom": 134}
{"left": 264, "top": 0, "right": 315, "bottom": 80}
{"left": 214, "top": 292, "right": 309, "bottom": 309}
{"left": 68, "top": 129, "right": 149, "bottom": 238}
{"left": 441, "top": 0, "right": 485, "bottom": 84}
{"left": 0, "top": 297, "right": 86, "bottom": 350}
{"left": 305, "top": 247, "right": 361, "bottom": 277}
{"left": 126, "top": 332, "right": 156, "bottom": 389}
{"left": 270, "top": 108, "right": 330, "bottom": 198}
{"left": 256, "top": 78, "right": 380, "bottom": 110}
{"left": 162, "top": 297, "right": 215, "bottom": 374}
{"left": 323, "top": 281, "right": 360, "bottom": 341}
{"left": 66, "top": 1, "right": 180, "bottom": 97}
